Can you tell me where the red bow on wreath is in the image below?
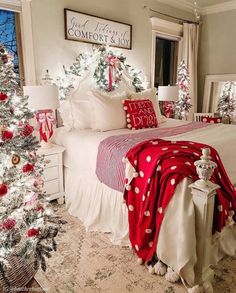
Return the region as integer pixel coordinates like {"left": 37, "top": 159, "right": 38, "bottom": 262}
{"left": 106, "top": 56, "right": 120, "bottom": 91}
{"left": 35, "top": 110, "right": 55, "bottom": 142}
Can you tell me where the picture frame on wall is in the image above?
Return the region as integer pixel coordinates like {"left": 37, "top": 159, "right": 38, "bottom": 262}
{"left": 64, "top": 9, "right": 132, "bottom": 50}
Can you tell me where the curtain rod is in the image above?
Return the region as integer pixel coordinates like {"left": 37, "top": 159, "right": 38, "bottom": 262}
{"left": 144, "top": 6, "right": 200, "bottom": 25}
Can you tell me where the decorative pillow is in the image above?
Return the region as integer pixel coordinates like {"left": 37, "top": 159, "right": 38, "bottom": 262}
{"left": 127, "top": 88, "right": 165, "bottom": 123}
{"left": 201, "top": 116, "right": 222, "bottom": 124}
{"left": 88, "top": 91, "right": 128, "bottom": 131}
{"left": 59, "top": 100, "right": 92, "bottom": 130}
{"left": 123, "top": 99, "right": 158, "bottom": 130}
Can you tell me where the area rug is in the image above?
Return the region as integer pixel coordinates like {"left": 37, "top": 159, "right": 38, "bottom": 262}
{"left": 35, "top": 205, "right": 236, "bottom": 293}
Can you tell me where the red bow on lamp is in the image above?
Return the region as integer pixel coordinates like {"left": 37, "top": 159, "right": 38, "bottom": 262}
{"left": 35, "top": 110, "right": 56, "bottom": 142}
{"left": 23, "top": 85, "right": 59, "bottom": 148}
{"left": 157, "top": 86, "right": 179, "bottom": 119}
{"left": 106, "top": 56, "right": 120, "bottom": 91}
{"left": 163, "top": 101, "right": 174, "bottom": 118}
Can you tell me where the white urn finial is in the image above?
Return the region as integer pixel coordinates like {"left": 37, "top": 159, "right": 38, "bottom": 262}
{"left": 194, "top": 148, "right": 217, "bottom": 188}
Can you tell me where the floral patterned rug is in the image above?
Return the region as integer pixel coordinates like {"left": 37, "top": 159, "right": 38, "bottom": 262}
{"left": 35, "top": 205, "right": 236, "bottom": 293}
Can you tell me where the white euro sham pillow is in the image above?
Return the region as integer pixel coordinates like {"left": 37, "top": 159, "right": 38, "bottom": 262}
{"left": 88, "top": 90, "right": 128, "bottom": 131}
{"left": 59, "top": 99, "right": 92, "bottom": 130}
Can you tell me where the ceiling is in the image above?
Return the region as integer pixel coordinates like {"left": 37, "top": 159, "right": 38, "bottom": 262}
{"left": 156, "top": 0, "right": 236, "bottom": 15}
{"left": 189, "top": 0, "right": 233, "bottom": 8}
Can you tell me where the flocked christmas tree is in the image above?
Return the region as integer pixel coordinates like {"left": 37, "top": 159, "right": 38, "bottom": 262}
{"left": 217, "top": 81, "right": 236, "bottom": 122}
{"left": 0, "top": 44, "right": 60, "bottom": 288}
{"left": 175, "top": 61, "right": 192, "bottom": 120}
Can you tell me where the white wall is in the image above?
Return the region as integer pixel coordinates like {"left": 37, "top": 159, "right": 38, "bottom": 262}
{"left": 30, "top": 0, "right": 194, "bottom": 84}
{"left": 198, "top": 10, "right": 236, "bottom": 111}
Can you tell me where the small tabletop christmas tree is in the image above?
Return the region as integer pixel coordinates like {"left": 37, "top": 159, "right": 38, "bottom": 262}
{"left": 0, "top": 44, "right": 60, "bottom": 289}
{"left": 175, "top": 61, "right": 192, "bottom": 120}
{"left": 217, "top": 81, "right": 236, "bottom": 122}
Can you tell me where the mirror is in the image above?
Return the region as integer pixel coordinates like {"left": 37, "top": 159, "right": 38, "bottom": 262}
{"left": 203, "top": 74, "right": 236, "bottom": 113}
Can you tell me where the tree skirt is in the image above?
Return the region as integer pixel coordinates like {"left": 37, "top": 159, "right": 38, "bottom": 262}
{"left": 35, "top": 205, "right": 236, "bottom": 293}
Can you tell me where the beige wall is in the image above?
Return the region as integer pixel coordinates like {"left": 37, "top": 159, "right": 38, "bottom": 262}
{"left": 198, "top": 10, "right": 236, "bottom": 111}
{"left": 30, "top": 0, "right": 193, "bottom": 84}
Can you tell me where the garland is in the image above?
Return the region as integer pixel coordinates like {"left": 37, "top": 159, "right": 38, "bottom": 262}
{"left": 57, "top": 45, "right": 144, "bottom": 100}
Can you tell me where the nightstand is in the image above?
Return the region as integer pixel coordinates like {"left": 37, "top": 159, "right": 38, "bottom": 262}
{"left": 37, "top": 144, "right": 65, "bottom": 204}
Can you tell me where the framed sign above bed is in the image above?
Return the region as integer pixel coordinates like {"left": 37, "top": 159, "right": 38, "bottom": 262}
{"left": 64, "top": 9, "right": 132, "bottom": 50}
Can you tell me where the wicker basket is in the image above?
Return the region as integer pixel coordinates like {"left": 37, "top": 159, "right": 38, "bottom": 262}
{"left": 0, "top": 254, "right": 37, "bottom": 293}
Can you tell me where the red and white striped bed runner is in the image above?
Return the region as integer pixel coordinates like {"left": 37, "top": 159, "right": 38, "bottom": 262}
{"left": 96, "top": 122, "right": 210, "bottom": 192}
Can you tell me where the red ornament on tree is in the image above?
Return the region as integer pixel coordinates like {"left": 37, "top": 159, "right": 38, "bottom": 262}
{"left": 20, "top": 124, "right": 34, "bottom": 137}
{"left": 0, "top": 183, "right": 8, "bottom": 197}
{"left": 1, "top": 54, "right": 8, "bottom": 64}
{"left": 1, "top": 218, "right": 16, "bottom": 230}
{"left": 2, "top": 129, "right": 13, "bottom": 141}
{"left": 27, "top": 227, "right": 39, "bottom": 237}
{"left": 22, "top": 163, "right": 34, "bottom": 173}
{"left": 0, "top": 92, "right": 8, "bottom": 102}
{"left": 34, "top": 203, "right": 44, "bottom": 212}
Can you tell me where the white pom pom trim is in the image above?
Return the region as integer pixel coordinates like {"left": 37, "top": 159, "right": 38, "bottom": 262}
{"left": 148, "top": 265, "right": 155, "bottom": 274}
{"left": 137, "top": 258, "right": 143, "bottom": 265}
{"left": 188, "top": 285, "right": 204, "bottom": 293}
{"left": 165, "top": 267, "right": 180, "bottom": 283}
{"left": 187, "top": 282, "right": 213, "bottom": 293}
{"left": 154, "top": 261, "right": 167, "bottom": 276}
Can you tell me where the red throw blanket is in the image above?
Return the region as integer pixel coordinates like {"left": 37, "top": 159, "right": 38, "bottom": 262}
{"left": 124, "top": 138, "right": 236, "bottom": 261}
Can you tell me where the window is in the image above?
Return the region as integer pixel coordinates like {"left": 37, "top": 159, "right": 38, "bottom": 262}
{"left": 0, "top": 9, "right": 24, "bottom": 79}
{"left": 154, "top": 37, "right": 178, "bottom": 87}
{"left": 150, "top": 17, "right": 183, "bottom": 88}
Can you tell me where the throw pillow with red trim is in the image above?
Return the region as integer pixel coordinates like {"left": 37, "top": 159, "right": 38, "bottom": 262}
{"left": 122, "top": 99, "right": 158, "bottom": 130}
{"left": 201, "top": 116, "right": 222, "bottom": 124}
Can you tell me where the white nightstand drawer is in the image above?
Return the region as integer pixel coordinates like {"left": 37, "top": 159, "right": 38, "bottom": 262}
{"left": 43, "top": 179, "right": 59, "bottom": 195}
{"left": 45, "top": 154, "right": 58, "bottom": 168}
{"left": 43, "top": 166, "right": 59, "bottom": 181}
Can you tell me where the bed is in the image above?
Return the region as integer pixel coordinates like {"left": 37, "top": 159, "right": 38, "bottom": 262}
{"left": 53, "top": 48, "right": 236, "bottom": 292}
{"left": 54, "top": 118, "right": 236, "bottom": 291}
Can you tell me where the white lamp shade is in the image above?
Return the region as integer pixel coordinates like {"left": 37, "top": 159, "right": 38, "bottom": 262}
{"left": 23, "top": 85, "right": 60, "bottom": 110}
{"left": 158, "top": 86, "right": 179, "bottom": 102}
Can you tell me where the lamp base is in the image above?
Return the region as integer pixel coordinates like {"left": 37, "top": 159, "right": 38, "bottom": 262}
{"left": 40, "top": 140, "right": 53, "bottom": 149}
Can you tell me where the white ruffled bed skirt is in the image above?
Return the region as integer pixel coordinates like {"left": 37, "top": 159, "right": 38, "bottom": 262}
{"left": 64, "top": 167, "right": 129, "bottom": 245}
{"left": 64, "top": 167, "right": 236, "bottom": 286}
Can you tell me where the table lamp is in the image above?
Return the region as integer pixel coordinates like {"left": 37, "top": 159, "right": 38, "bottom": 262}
{"left": 158, "top": 86, "right": 179, "bottom": 118}
{"left": 23, "top": 85, "right": 60, "bottom": 148}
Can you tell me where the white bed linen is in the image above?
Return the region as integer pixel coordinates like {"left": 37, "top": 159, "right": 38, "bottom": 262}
{"left": 54, "top": 119, "right": 236, "bottom": 286}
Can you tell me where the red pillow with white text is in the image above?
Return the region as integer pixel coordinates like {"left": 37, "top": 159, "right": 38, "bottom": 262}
{"left": 201, "top": 116, "right": 222, "bottom": 124}
{"left": 123, "top": 99, "right": 158, "bottom": 130}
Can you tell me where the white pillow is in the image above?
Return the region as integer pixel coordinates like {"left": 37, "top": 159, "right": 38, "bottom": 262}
{"left": 88, "top": 90, "right": 128, "bottom": 131}
{"left": 128, "top": 88, "right": 166, "bottom": 123}
{"left": 59, "top": 100, "right": 92, "bottom": 130}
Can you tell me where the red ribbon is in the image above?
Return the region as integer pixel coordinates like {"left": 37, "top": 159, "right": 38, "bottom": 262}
{"left": 35, "top": 109, "right": 55, "bottom": 142}
{"left": 163, "top": 101, "right": 174, "bottom": 118}
{"left": 106, "top": 56, "right": 119, "bottom": 91}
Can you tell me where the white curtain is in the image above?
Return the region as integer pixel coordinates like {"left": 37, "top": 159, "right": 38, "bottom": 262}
{"left": 180, "top": 23, "right": 199, "bottom": 120}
